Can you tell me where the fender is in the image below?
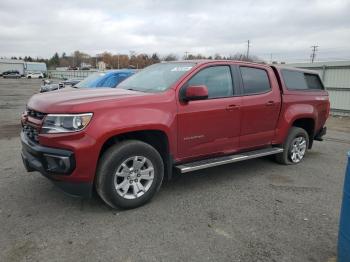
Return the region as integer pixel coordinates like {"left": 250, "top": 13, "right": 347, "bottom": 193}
{"left": 92, "top": 105, "right": 177, "bottom": 156}
{"left": 274, "top": 103, "right": 317, "bottom": 144}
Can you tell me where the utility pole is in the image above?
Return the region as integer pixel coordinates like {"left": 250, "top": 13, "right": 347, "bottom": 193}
{"left": 246, "top": 40, "right": 250, "bottom": 60}
{"left": 184, "top": 51, "right": 189, "bottom": 60}
{"left": 310, "top": 45, "right": 319, "bottom": 63}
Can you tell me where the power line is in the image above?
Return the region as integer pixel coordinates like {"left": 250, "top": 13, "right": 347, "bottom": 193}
{"left": 310, "top": 45, "right": 319, "bottom": 63}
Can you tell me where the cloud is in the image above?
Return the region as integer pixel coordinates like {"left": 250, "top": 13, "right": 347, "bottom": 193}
{"left": 0, "top": 0, "right": 349, "bottom": 62}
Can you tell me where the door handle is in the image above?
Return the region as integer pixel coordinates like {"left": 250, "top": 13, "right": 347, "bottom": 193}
{"left": 265, "top": 101, "right": 275, "bottom": 106}
{"left": 226, "top": 104, "right": 240, "bottom": 111}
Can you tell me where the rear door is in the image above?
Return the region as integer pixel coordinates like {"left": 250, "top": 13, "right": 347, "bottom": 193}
{"left": 238, "top": 65, "right": 281, "bottom": 149}
{"left": 177, "top": 65, "right": 242, "bottom": 160}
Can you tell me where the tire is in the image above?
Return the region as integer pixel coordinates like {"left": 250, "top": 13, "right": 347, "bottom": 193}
{"left": 275, "top": 127, "right": 309, "bottom": 165}
{"left": 95, "top": 140, "right": 164, "bottom": 209}
{"left": 27, "top": 76, "right": 31, "bottom": 79}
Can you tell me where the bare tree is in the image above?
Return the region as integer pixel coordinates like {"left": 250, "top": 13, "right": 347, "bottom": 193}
{"left": 163, "top": 54, "right": 178, "bottom": 61}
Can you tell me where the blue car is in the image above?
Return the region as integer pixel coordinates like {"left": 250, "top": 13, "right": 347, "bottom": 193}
{"left": 74, "top": 70, "right": 135, "bottom": 89}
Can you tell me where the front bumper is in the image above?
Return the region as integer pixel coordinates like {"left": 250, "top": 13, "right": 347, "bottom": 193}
{"left": 21, "top": 132, "right": 92, "bottom": 197}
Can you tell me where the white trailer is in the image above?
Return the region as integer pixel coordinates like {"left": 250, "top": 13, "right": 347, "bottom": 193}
{"left": 0, "top": 59, "right": 25, "bottom": 75}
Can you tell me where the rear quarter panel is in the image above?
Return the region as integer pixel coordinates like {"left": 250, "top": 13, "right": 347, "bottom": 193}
{"left": 273, "top": 67, "right": 329, "bottom": 144}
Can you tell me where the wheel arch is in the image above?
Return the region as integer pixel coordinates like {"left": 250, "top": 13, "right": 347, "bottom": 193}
{"left": 275, "top": 103, "right": 318, "bottom": 148}
{"left": 292, "top": 118, "right": 315, "bottom": 142}
{"left": 98, "top": 129, "right": 173, "bottom": 180}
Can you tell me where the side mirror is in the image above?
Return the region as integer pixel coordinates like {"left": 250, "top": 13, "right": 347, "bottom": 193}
{"left": 185, "top": 85, "right": 208, "bottom": 101}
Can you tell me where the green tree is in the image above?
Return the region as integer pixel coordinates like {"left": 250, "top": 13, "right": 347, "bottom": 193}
{"left": 151, "top": 53, "right": 160, "bottom": 63}
{"left": 163, "top": 54, "right": 177, "bottom": 61}
{"left": 49, "top": 52, "right": 60, "bottom": 68}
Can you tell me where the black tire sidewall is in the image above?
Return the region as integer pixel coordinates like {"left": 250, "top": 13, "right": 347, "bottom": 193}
{"left": 97, "top": 140, "right": 164, "bottom": 209}
{"left": 284, "top": 127, "right": 309, "bottom": 164}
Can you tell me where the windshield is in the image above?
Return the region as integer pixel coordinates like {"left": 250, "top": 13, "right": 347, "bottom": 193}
{"left": 118, "top": 62, "right": 195, "bottom": 92}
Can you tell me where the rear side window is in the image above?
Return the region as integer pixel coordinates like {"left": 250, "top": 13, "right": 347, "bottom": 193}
{"left": 281, "top": 70, "right": 324, "bottom": 90}
{"left": 240, "top": 67, "right": 271, "bottom": 95}
{"left": 304, "top": 73, "right": 323, "bottom": 90}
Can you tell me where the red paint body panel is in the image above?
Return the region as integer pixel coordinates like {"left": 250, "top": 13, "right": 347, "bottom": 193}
{"left": 22, "top": 60, "right": 329, "bottom": 185}
{"left": 239, "top": 65, "right": 282, "bottom": 149}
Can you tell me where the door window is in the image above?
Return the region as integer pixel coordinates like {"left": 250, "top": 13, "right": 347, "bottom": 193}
{"left": 187, "top": 66, "right": 233, "bottom": 99}
{"left": 240, "top": 67, "right": 271, "bottom": 95}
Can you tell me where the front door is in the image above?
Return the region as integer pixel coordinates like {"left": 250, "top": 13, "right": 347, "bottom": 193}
{"left": 177, "top": 65, "right": 242, "bottom": 160}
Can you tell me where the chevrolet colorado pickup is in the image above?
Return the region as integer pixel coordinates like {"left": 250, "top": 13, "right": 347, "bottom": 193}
{"left": 21, "top": 60, "right": 329, "bottom": 209}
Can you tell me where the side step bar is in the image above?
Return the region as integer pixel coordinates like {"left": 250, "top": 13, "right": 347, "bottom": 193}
{"left": 175, "top": 147, "right": 283, "bottom": 173}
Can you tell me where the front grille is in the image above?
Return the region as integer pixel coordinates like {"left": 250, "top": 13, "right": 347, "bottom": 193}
{"left": 27, "top": 108, "right": 46, "bottom": 120}
{"left": 23, "top": 125, "right": 39, "bottom": 143}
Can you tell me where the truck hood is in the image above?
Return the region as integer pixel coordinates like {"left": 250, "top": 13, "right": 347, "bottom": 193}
{"left": 27, "top": 88, "right": 151, "bottom": 113}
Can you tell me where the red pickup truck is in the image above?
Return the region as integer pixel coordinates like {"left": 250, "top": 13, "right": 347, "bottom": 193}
{"left": 21, "top": 60, "right": 329, "bottom": 209}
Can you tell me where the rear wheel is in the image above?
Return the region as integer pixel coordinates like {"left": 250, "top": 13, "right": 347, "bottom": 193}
{"left": 96, "top": 140, "right": 164, "bottom": 209}
{"left": 275, "top": 127, "right": 309, "bottom": 165}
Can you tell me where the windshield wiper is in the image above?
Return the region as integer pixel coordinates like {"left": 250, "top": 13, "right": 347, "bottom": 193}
{"left": 122, "top": 87, "right": 142, "bottom": 92}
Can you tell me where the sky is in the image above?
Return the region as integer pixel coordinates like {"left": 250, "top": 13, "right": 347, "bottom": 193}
{"left": 0, "top": 0, "right": 349, "bottom": 63}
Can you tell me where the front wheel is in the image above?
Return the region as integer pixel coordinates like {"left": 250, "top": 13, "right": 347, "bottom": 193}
{"left": 96, "top": 140, "right": 164, "bottom": 209}
{"left": 275, "top": 127, "right": 309, "bottom": 165}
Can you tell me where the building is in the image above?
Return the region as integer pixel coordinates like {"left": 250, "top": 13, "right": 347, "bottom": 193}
{"left": 0, "top": 59, "right": 25, "bottom": 75}
{"left": 0, "top": 59, "right": 47, "bottom": 76}
{"left": 24, "top": 62, "right": 47, "bottom": 74}
{"left": 286, "top": 61, "right": 350, "bottom": 116}
{"left": 97, "top": 61, "right": 106, "bottom": 71}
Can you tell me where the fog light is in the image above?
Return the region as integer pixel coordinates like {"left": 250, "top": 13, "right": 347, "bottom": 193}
{"left": 44, "top": 154, "right": 70, "bottom": 174}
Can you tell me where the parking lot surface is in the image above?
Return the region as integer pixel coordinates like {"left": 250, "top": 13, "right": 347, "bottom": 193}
{"left": 0, "top": 78, "right": 349, "bottom": 262}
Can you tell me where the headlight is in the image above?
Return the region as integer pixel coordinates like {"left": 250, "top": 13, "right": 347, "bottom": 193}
{"left": 41, "top": 113, "right": 93, "bottom": 134}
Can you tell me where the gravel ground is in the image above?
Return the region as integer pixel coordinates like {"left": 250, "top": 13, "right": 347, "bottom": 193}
{"left": 0, "top": 78, "right": 349, "bottom": 262}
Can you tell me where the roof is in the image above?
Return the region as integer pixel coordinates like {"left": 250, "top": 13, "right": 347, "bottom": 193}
{"left": 271, "top": 65, "right": 320, "bottom": 75}
{"left": 163, "top": 59, "right": 268, "bottom": 67}
{"left": 285, "top": 60, "right": 350, "bottom": 68}
{"left": 0, "top": 58, "right": 25, "bottom": 64}
{"left": 104, "top": 69, "right": 135, "bottom": 74}
{"left": 25, "top": 62, "right": 46, "bottom": 65}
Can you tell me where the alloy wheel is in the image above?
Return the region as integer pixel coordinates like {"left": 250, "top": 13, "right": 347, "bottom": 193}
{"left": 114, "top": 156, "right": 154, "bottom": 200}
{"left": 289, "top": 136, "right": 307, "bottom": 163}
